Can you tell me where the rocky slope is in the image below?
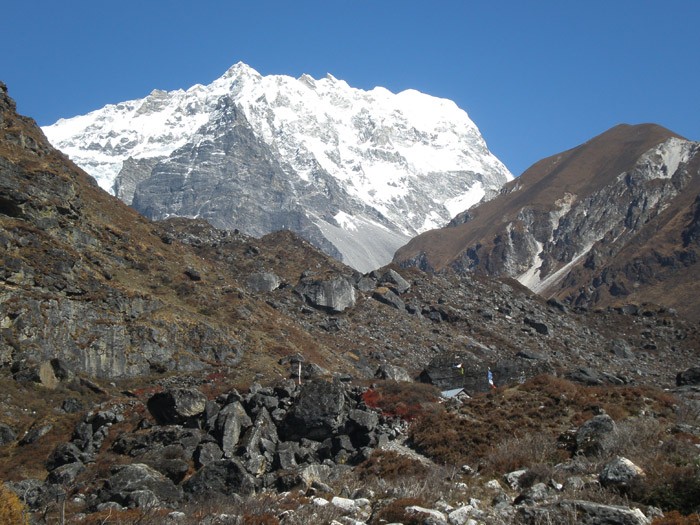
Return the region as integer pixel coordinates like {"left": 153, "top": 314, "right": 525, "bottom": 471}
{"left": 395, "top": 124, "right": 700, "bottom": 321}
{"left": 2, "top": 83, "right": 699, "bottom": 523}
{"left": 42, "top": 63, "right": 512, "bottom": 272}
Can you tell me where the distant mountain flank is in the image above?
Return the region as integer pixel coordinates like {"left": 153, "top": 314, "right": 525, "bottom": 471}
{"left": 395, "top": 123, "right": 700, "bottom": 320}
{"left": 42, "top": 63, "right": 512, "bottom": 272}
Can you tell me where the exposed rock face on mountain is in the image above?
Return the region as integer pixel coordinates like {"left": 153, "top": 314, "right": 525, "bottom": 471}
{"left": 0, "top": 82, "right": 245, "bottom": 378}
{"left": 42, "top": 63, "right": 512, "bottom": 272}
{"left": 395, "top": 124, "right": 700, "bottom": 320}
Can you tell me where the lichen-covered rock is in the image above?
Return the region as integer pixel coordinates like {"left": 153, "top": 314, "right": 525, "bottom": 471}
{"left": 147, "top": 388, "right": 208, "bottom": 426}
{"left": 282, "top": 379, "right": 348, "bottom": 441}
{"left": 215, "top": 401, "right": 253, "bottom": 458}
{"left": 100, "top": 463, "right": 183, "bottom": 508}
{"left": 246, "top": 272, "right": 281, "bottom": 293}
{"left": 599, "top": 456, "right": 645, "bottom": 490}
{"left": 295, "top": 276, "right": 356, "bottom": 312}
{"left": 575, "top": 414, "right": 616, "bottom": 456}
{"left": 183, "top": 458, "right": 256, "bottom": 499}
{"left": 519, "top": 499, "right": 650, "bottom": 525}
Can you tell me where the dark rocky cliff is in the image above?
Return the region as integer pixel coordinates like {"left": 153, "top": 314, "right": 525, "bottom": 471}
{"left": 395, "top": 124, "right": 700, "bottom": 321}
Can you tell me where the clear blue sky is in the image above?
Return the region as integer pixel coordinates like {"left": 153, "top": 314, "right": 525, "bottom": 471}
{"left": 3, "top": 0, "right": 699, "bottom": 176}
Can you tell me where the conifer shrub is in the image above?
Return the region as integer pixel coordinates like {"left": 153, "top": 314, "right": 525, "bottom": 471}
{"left": 0, "top": 482, "right": 28, "bottom": 525}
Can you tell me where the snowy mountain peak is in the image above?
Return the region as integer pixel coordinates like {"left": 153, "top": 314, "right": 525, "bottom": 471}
{"left": 42, "top": 62, "right": 512, "bottom": 271}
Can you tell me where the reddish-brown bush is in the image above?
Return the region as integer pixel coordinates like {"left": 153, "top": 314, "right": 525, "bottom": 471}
{"left": 356, "top": 450, "right": 429, "bottom": 481}
{"left": 652, "top": 511, "right": 700, "bottom": 524}
{"left": 362, "top": 381, "right": 440, "bottom": 421}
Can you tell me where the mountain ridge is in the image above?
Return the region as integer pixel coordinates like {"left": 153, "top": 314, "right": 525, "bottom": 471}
{"left": 42, "top": 63, "right": 512, "bottom": 272}
{"left": 394, "top": 123, "right": 700, "bottom": 320}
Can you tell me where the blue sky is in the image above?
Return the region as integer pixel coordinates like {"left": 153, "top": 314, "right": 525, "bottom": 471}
{"left": 3, "top": 0, "right": 699, "bottom": 176}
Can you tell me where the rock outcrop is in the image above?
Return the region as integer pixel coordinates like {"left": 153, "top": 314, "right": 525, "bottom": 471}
{"left": 396, "top": 124, "right": 700, "bottom": 321}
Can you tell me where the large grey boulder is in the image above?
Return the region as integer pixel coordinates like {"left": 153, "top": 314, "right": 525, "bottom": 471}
{"left": 246, "top": 272, "right": 281, "bottom": 293}
{"left": 147, "top": 388, "right": 208, "bottom": 426}
{"left": 46, "top": 442, "right": 88, "bottom": 471}
{"left": 375, "top": 364, "right": 412, "bottom": 382}
{"left": 282, "top": 379, "right": 348, "bottom": 441}
{"left": 677, "top": 367, "right": 700, "bottom": 386}
{"left": 239, "top": 408, "right": 279, "bottom": 476}
{"left": 296, "top": 276, "right": 356, "bottom": 312}
{"left": 599, "top": 456, "right": 645, "bottom": 491}
{"left": 379, "top": 269, "right": 410, "bottom": 294}
{"left": 214, "top": 401, "right": 253, "bottom": 458}
{"left": 519, "top": 499, "right": 650, "bottom": 525}
{"left": 100, "top": 463, "right": 183, "bottom": 508}
{"left": 183, "top": 458, "right": 256, "bottom": 498}
{"left": 575, "top": 414, "right": 616, "bottom": 456}
{"left": 46, "top": 462, "right": 85, "bottom": 485}
{"left": 0, "top": 423, "right": 17, "bottom": 446}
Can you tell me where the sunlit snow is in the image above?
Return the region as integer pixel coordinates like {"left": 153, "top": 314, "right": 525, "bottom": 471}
{"left": 42, "top": 62, "right": 513, "bottom": 240}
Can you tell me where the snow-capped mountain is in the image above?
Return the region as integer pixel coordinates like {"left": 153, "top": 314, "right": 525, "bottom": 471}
{"left": 43, "top": 62, "right": 512, "bottom": 271}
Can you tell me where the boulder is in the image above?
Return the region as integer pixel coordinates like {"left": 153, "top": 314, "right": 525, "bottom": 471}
{"left": 246, "top": 272, "right": 281, "bottom": 293}
{"left": 405, "top": 506, "right": 447, "bottom": 523}
{"left": 19, "top": 423, "right": 53, "bottom": 445}
{"left": 282, "top": 379, "right": 348, "bottom": 441}
{"left": 4, "top": 479, "right": 65, "bottom": 511}
{"left": 46, "top": 442, "right": 87, "bottom": 471}
{"left": 0, "top": 423, "right": 16, "bottom": 446}
{"left": 372, "top": 287, "right": 405, "bottom": 310}
{"left": 140, "top": 445, "right": 190, "bottom": 484}
{"left": 295, "top": 276, "right": 356, "bottom": 312}
{"left": 676, "top": 367, "right": 700, "bottom": 386}
{"left": 214, "top": 401, "right": 253, "bottom": 458}
{"left": 514, "top": 482, "right": 550, "bottom": 505}
{"left": 504, "top": 469, "right": 528, "bottom": 490}
{"left": 599, "top": 457, "right": 645, "bottom": 491}
{"left": 519, "top": 499, "right": 650, "bottom": 525}
{"left": 194, "top": 442, "right": 224, "bottom": 468}
{"left": 524, "top": 317, "right": 549, "bottom": 335}
{"left": 147, "top": 388, "right": 208, "bottom": 426}
{"left": 183, "top": 458, "right": 256, "bottom": 498}
{"left": 375, "top": 364, "right": 412, "bottom": 382}
{"left": 575, "top": 414, "right": 616, "bottom": 456}
{"left": 46, "top": 462, "right": 85, "bottom": 485}
{"left": 239, "top": 408, "right": 279, "bottom": 475}
{"left": 101, "top": 463, "right": 183, "bottom": 507}
{"left": 379, "top": 269, "right": 411, "bottom": 294}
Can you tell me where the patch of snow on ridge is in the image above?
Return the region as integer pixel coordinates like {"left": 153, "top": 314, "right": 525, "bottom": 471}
{"left": 334, "top": 211, "right": 358, "bottom": 231}
{"left": 516, "top": 240, "right": 545, "bottom": 290}
{"left": 634, "top": 138, "right": 697, "bottom": 181}
{"left": 444, "top": 182, "right": 485, "bottom": 218}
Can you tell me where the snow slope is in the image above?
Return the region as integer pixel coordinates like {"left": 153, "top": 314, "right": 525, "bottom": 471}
{"left": 43, "top": 63, "right": 513, "bottom": 270}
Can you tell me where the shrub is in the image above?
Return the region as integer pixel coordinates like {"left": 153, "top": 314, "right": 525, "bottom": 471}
{"left": 652, "top": 511, "right": 700, "bottom": 524}
{"left": 356, "top": 450, "right": 429, "bottom": 481}
{"left": 369, "top": 497, "right": 429, "bottom": 525}
{"left": 0, "top": 482, "right": 28, "bottom": 525}
{"left": 362, "top": 381, "right": 440, "bottom": 421}
{"left": 482, "top": 432, "right": 566, "bottom": 475}
{"left": 635, "top": 464, "right": 700, "bottom": 515}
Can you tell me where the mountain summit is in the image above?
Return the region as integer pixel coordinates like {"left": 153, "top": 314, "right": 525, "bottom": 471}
{"left": 42, "top": 63, "right": 512, "bottom": 271}
{"left": 395, "top": 123, "right": 700, "bottom": 320}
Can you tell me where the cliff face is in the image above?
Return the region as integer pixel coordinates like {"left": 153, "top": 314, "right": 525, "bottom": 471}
{"left": 395, "top": 124, "right": 700, "bottom": 320}
{"left": 0, "top": 82, "right": 244, "bottom": 378}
